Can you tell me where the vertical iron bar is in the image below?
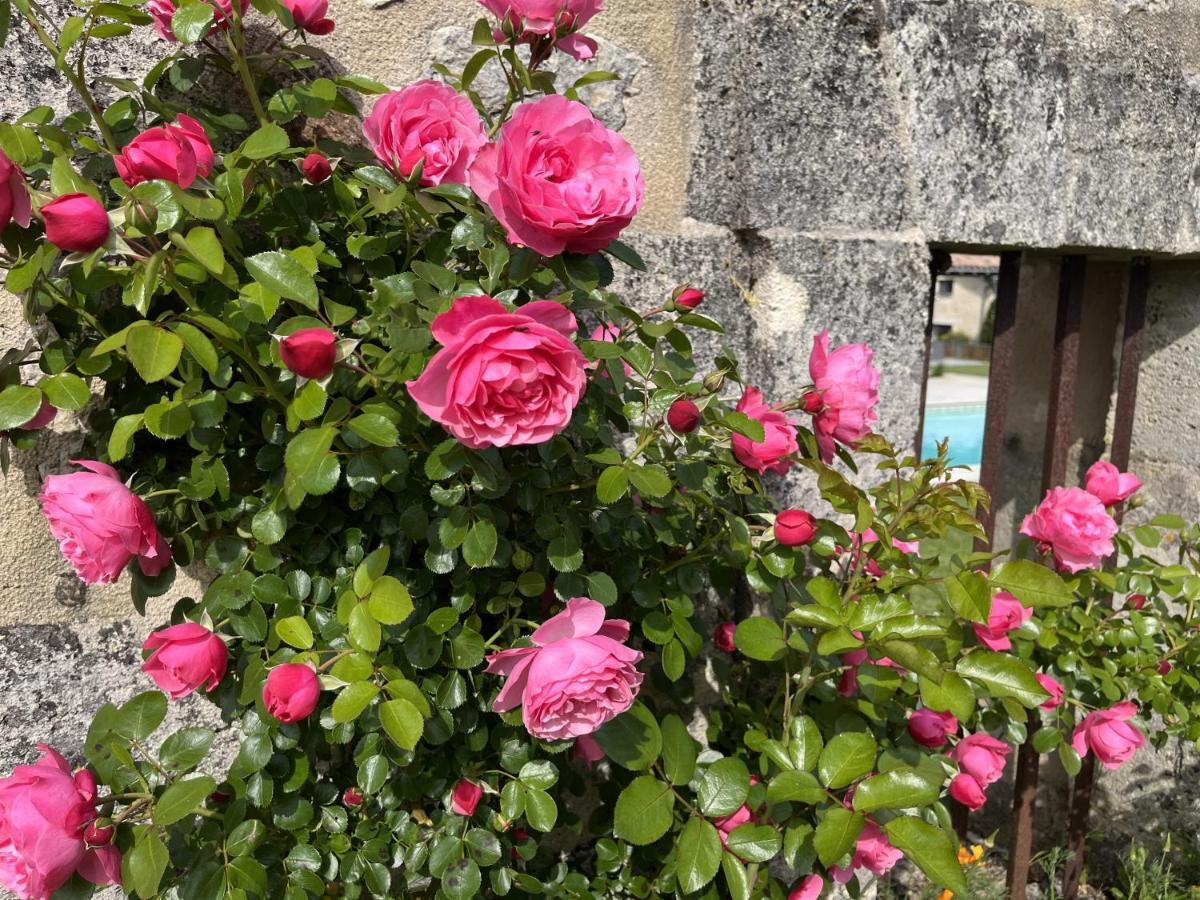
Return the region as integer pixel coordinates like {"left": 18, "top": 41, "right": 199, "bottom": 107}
{"left": 916, "top": 252, "right": 951, "bottom": 456}
{"left": 977, "top": 251, "right": 1021, "bottom": 545}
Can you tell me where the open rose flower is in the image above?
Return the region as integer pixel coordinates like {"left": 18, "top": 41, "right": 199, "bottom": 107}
{"left": 0, "top": 745, "right": 121, "bottom": 899}
{"left": 1071, "top": 701, "right": 1145, "bottom": 770}
{"left": 949, "top": 732, "right": 1011, "bottom": 787}
{"left": 0, "top": 149, "right": 32, "bottom": 232}
{"left": 731, "top": 386, "right": 798, "bottom": 475}
{"left": 114, "top": 115, "right": 214, "bottom": 189}
{"left": 141, "top": 622, "right": 228, "bottom": 699}
{"left": 470, "top": 95, "right": 643, "bottom": 258}
{"left": 1020, "top": 486, "right": 1117, "bottom": 573}
{"left": 831, "top": 819, "right": 902, "bottom": 883}
{"left": 1084, "top": 460, "right": 1142, "bottom": 507}
{"left": 407, "top": 295, "right": 587, "bottom": 449}
{"left": 146, "top": 0, "right": 250, "bottom": 41}
{"left": 281, "top": 0, "right": 334, "bottom": 34}
{"left": 485, "top": 597, "right": 643, "bottom": 741}
{"left": 1037, "top": 673, "right": 1065, "bottom": 710}
{"left": 973, "top": 591, "right": 1033, "bottom": 652}
{"left": 363, "top": 81, "right": 486, "bottom": 186}
{"left": 479, "top": 0, "right": 604, "bottom": 60}
{"left": 807, "top": 330, "right": 879, "bottom": 463}
{"left": 40, "top": 461, "right": 172, "bottom": 584}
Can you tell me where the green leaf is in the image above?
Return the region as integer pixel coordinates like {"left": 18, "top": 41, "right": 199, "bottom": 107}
{"left": 676, "top": 817, "right": 722, "bottom": 893}
{"left": 629, "top": 464, "right": 671, "bottom": 498}
{"left": 1059, "top": 741, "right": 1082, "bottom": 777}
{"left": 251, "top": 506, "right": 286, "bottom": 545}
{"left": 766, "top": 770, "right": 825, "bottom": 805}
{"left": 242, "top": 123, "right": 290, "bottom": 159}
{"left": 733, "top": 616, "right": 786, "bottom": 662}
{"left": 853, "top": 766, "right": 942, "bottom": 812}
{"left": 349, "top": 602, "right": 381, "bottom": 652}
{"left": 224, "top": 819, "right": 265, "bottom": 856}
{"left": 814, "top": 807, "right": 865, "bottom": 867}
{"left": 0, "top": 385, "right": 43, "bottom": 429}
{"left": 348, "top": 413, "right": 399, "bottom": 447}
{"left": 696, "top": 756, "right": 750, "bottom": 816}
{"left": 462, "top": 520, "right": 498, "bottom": 569}
{"left": 990, "top": 559, "right": 1074, "bottom": 608}
{"left": 158, "top": 727, "right": 215, "bottom": 771}
{"left": 605, "top": 238, "right": 646, "bottom": 271}
{"left": 884, "top": 816, "right": 967, "bottom": 894}
{"left": 524, "top": 788, "right": 557, "bottom": 832}
{"left": 596, "top": 466, "right": 629, "bottom": 503}
{"left": 123, "top": 830, "right": 168, "bottom": 898}
{"left": 612, "top": 776, "right": 673, "bottom": 845}
{"left": 126, "top": 325, "right": 183, "bottom": 383}
{"left": 945, "top": 570, "right": 992, "bottom": 623}
{"left": 722, "top": 852, "right": 752, "bottom": 900}
{"left": 332, "top": 681, "right": 379, "bottom": 722}
{"left": 172, "top": 322, "right": 219, "bottom": 375}
{"left": 919, "top": 673, "right": 977, "bottom": 722}
{"left": 246, "top": 250, "right": 318, "bottom": 307}
{"left": 285, "top": 426, "right": 337, "bottom": 491}
{"left": 957, "top": 650, "right": 1049, "bottom": 708}
{"left": 170, "top": 2, "right": 213, "bottom": 42}
{"left": 379, "top": 698, "right": 424, "bottom": 749}
{"left": 725, "top": 824, "right": 782, "bottom": 863}
{"left": 818, "top": 731, "right": 877, "bottom": 789}
{"left": 595, "top": 701, "right": 661, "bottom": 771}
{"left": 116, "top": 691, "right": 168, "bottom": 741}
{"left": 789, "top": 716, "right": 824, "bottom": 771}
{"left": 368, "top": 575, "right": 413, "bottom": 625}
{"left": 660, "top": 713, "right": 697, "bottom": 785}
{"left": 154, "top": 774, "right": 216, "bottom": 825}
{"left": 175, "top": 225, "right": 224, "bottom": 274}
{"left": 108, "top": 414, "right": 143, "bottom": 461}
{"left": 276, "top": 615, "right": 313, "bottom": 649}
{"left": 40, "top": 373, "right": 89, "bottom": 411}
{"left": 442, "top": 858, "right": 482, "bottom": 900}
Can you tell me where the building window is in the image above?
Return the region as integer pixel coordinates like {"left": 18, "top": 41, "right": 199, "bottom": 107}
{"left": 938, "top": 279, "right": 953, "bottom": 295}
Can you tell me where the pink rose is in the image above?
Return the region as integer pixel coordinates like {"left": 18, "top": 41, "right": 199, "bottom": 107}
{"left": 838, "top": 643, "right": 902, "bottom": 697}
{"left": 0, "top": 150, "right": 32, "bottom": 232}
{"left": 342, "top": 787, "right": 364, "bottom": 807}
{"left": 1158, "top": 660, "right": 1172, "bottom": 676}
{"left": 1071, "top": 701, "right": 1145, "bottom": 770}
{"left": 571, "top": 734, "right": 605, "bottom": 766}
{"left": 1020, "top": 486, "right": 1118, "bottom": 573}
{"left": 0, "top": 745, "right": 120, "bottom": 900}
{"left": 588, "top": 322, "right": 632, "bottom": 377}
{"left": 141, "top": 622, "right": 229, "bottom": 699}
{"left": 666, "top": 397, "right": 701, "bottom": 433}
{"left": 451, "top": 779, "right": 482, "bottom": 816}
{"left": 40, "top": 194, "right": 109, "bottom": 253}
{"left": 470, "top": 95, "right": 643, "bottom": 257}
{"left": 731, "top": 386, "right": 798, "bottom": 475}
{"left": 674, "top": 287, "right": 704, "bottom": 311}
{"left": 789, "top": 874, "right": 824, "bottom": 900}
{"left": 407, "top": 295, "right": 587, "bottom": 449}
{"left": 948, "top": 773, "right": 987, "bottom": 811}
{"left": 949, "top": 733, "right": 1011, "bottom": 787}
{"left": 479, "top": 0, "right": 604, "bottom": 59}
{"left": 279, "top": 327, "right": 338, "bottom": 380}
{"left": 714, "top": 803, "right": 755, "bottom": 848}
{"left": 363, "top": 81, "right": 486, "bottom": 186}
{"left": 17, "top": 398, "right": 57, "bottom": 432}
{"left": 831, "top": 820, "right": 902, "bottom": 883}
{"left": 1127, "top": 593, "right": 1147, "bottom": 611}
{"left": 775, "top": 509, "right": 817, "bottom": 547}
{"left": 301, "top": 152, "right": 332, "bottom": 184}
{"left": 146, "top": 0, "right": 250, "bottom": 41}
{"left": 485, "top": 597, "right": 643, "bottom": 740}
{"left": 1084, "top": 460, "right": 1142, "bottom": 507}
{"left": 972, "top": 591, "right": 1033, "bottom": 652}
{"left": 807, "top": 330, "right": 880, "bottom": 463}
{"left": 908, "top": 708, "right": 958, "bottom": 749}
{"left": 713, "top": 622, "right": 736, "bottom": 654}
{"left": 40, "top": 460, "right": 172, "bottom": 584}
{"left": 281, "top": 0, "right": 333, "bottom": 33}
{"left": 262, "top": 662, "right": 321, "bottom": 723}
{"left": 114, "top": 115, "right": 214, "bottom": 189}
{"left": 1037, "top": 673, "right": 1064, "bottom": 710}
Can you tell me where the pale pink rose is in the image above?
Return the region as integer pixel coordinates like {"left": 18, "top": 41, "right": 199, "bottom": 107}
{"left": 40, "top": 461, "right": 172, "bottom": 584}
{"left": 141, "top": 622, "right": 229, "bottom": 699}
{"left": 1020, "top": 486, "right": 1117, "bottom": 573}
{"left": 908, "top": 708, "right": 958, "bottom": 749}
{"left": 831, "top": 820, "right": 902, "bottom": 883}
{"left": 807, "top": 330, "right": 880, "bottom": 463}
{"left": 363, "top": 81, "right": 486, "bottom": 186}
{"left": 731, "top": 386, "right": 798, "bottom": 475}
{"left": 470, "top": 95, "right": 643, "bottom": 257}
{"left": 146, "top": 0, "right": 250, "bottom": 41}
{"left": 571, "top": 734, "right": 605, "bottom": 766}
{"left": 479, "top": 0, "right": 604, "bottom": 60}
{"left": 789, "top": 874, "right": 825, "bottom": 900}
{"left": 0, "top": 150, "right": 32, "bottom": 232}
{"left": 281, "top": 0, "right": 334, "bottom": 34}
{"left": 114, "top": 115, "right": 214, "bottom": 189}
{"left": 485, "top": 597, "right": 643, "bottom": 741}
{"left": 1084, "top": 460, "right": 1142, "bottom": 507}
{"left": 407, "top": 296, "right": 587, "bottom": 449}
{"left": 949, "top": 733, "right": 1010, "bottom": 788}
{"left": 0, "top": 745, "right": 120, "bottom": 900}
{"left": 262, "top": 662, "right": 320, "bottom": 723}
{"left": 1071, "top": 701, "right": 1145, "bottom": 770}
{"left": 972, "top": 591, "right": 1033, "bottom": 652}
{"left": 450, "top": 779, "right": 482, "bottom": 816}
{"left": 948, "top": 772, "right": 986, "bottom": 811}
{"left": 1037, "top": 673, "right": 1064, "bottom": 710}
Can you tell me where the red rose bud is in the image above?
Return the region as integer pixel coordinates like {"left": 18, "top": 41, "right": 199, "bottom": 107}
{"left": 1158, "top": 660, "right": 1172, "bottom": 675}
{"left": 18, "top": 397, "right": 57, "bottom": 431}
{"left": 775, "top": 509, "right": 817, "bottom": 547}
{"left": 451, "top": 778, "right": 482, "bottom": 816}
{"left": 801, "top": 390, "right": 823, "bottom": 414}
{"left": 209, "top": 789, "right": 231, "bottom": 804}
{"left": 1127, "top": 593, "right": 1147, "bottom": 610}
{"left": 279, "top": 327, "right": 338, "bottom": 379}
{"left": 674, "top": 287, "right": 704, "bottom": 311}
{"left": 41, "top": 193, "right": 110, "bottom": 252}
{"left": 83, "top": 820, "right": 115, "bottom": 846}
{"left": 713, "top": 621, "right": 736, "bottom": 654}
{"left": 302, "top": 152, "right": 333, "bottom": 184}
{"left": 343, "top": 787, "right": 364, "bottom": 807}
{"left": 949, "top": 773, "right": 987, "bottom": 811}
{"left": 666, "top": 397, "right": 701, "bottom": 433}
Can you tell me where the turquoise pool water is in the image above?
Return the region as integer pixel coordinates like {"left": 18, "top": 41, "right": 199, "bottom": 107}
{"left": 921, "top": 403, "right": 986, "bottom": 466}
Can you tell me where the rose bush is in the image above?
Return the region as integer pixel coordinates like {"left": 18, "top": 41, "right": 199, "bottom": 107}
{"left": 0, "top": 1, "right": 1194, "bottom": 899}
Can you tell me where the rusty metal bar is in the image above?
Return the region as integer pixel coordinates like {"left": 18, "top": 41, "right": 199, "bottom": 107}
{"left": 976, "top": 251, "right": 1021, "bottom": 545}
{"left": 916, "top": 252, "right": 951, "bottom": 456}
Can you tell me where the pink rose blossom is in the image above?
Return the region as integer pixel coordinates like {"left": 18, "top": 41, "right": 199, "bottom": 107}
{"left": 807, "top": 330, "right": 880, "bottom": 463}
{"left": 908, "top": 708, "right": 958, "bottom": 749}
{"left": 0, "top": 150, "right": 32, "bottom": 232}
{"left": 1126, "top": 593, "right": 1147, "bottom": 611}
{"left": 949, "top": 772, "right": 987, "bottom": 811}
{"left": 949, "top": 733, "right": 1011, "bottom": 788}
{"left": 363, "top": 81, "right": 486, "bottom": 186}
{"left": 674, "top": 287, "right": 704, "bottom": 311}
{"left": 0, "top": 745, "right": 120, "bottom": 900}
{"left": 485, "top": 597, "right": 643, "bottom": 741}
{"left": 1071, "top": 701, "right": 1145, "bottom": 770}
{"left": 262, "top": 662, "right": 321, "bottom": 723}
{"left": 342, "top": 787, "right": 364, "bottom": 807}
{"left": 973, "top": 591, "right": 1033, "bottom": 652}
{"left": 146, "top": 0, "right": 250, "bottom": 41}
{"left": 1037, "top": 673, "right": 1064, "bottom": 710}
{"left": 407, "top": 295, "right": 587, "bottom": 449}
{"left": 40, "top": 461, "right": 172, "bottom": 584}
{"left": 1158, "top": 660, "right": 1172, "bottom": 676}
{"left": 18, "top": 398, "right": 56, "bottom": 432}
{"left": 731, "top": 386, "right": 798, "bottom": 475}
{"left": 775, "top": 509, "right": 817, "bottom": 547}
{"left": 141, "top": 622, "right": 228, "bottom": 699}
{"left": 1084, "top": 460, "right": 1142, "bottom": 507}
{"left": 571, "top": 734, "right": 605, "bottom": 766}
{"left": 831, "top": 820, "right": 902, "bottom": 883}
{"left": 40, "top": 194, "right": 109, "bottom": 253}
{"left": 281, "top": 0, "right": 334, "bottom": 34}
{"left": 838, "top": 643, "right": 902, "bottom": 697}
{"left": 114, "top": 115, "right": 214, "bottom": 189}
{"left": 588, "top": 322, "right": 632, "bottom": 376}
{"left": 450, "top": 779, "right": 482, "bottom": 816}
{"left": 279, "top": 328, "right": 338, "bottom": 380}
{"left": 1020, "top": 486, "right": 1117, "bottom": 573}
{"left": 789, "top": 874, "right": 825, "bottom": 900}
{"left": 713, "top": 622, "right": 736, "bottom": 654}
{"left": 470, "top": 95, "right": 643, "bottom": 257}
{"left": 714, "top": 802, "right": 755, "bottom": 849}
{"left": 667, "top": 397, "right": 701, "bottom": 433}
{"left": 479, "top": 0, "right": 604, "bottom": 59}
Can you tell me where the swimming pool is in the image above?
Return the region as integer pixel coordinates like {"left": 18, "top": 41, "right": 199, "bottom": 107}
{"left": 921, "top": 403, "right": 986, "bottom": 466}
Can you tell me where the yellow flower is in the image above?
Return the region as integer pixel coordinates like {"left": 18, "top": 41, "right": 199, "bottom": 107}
{"left": 957, "top": 844, "right": 985, "bottom": 865}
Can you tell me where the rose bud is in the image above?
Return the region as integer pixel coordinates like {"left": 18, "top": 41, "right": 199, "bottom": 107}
{"left": 1127, "top": 593, "right": 1147, "bottom": 611}
{"left": 674, "top": 287, "right": 704, "bottom": 311}
{"left": 279, "top": 327, "right": 338, "bottom": 379}
{"left": 789, "top": 874, "right": 824, "bottom": 900}
{"left": 666, "top": 397, "right": 701, "bottom": 433}
{"left": 775, "top": 509, "right": 817, "bottom": 547}
{"left": 343, "top": 787, "right": 364, "bottom": 807}
{"left": 907, "top": 708, "right": 958, "bottom": 749}
{"left": 1158, "top": 660, "right": 1172, "bottom": 675}
{"left": 301, "top": 152, "right": 333, "bottom": 184}
{"left": 18, "top": 397, "right": 57, "bottom": 431}
{"left": 713, "top": 621, "right": 736, "bottom": 654}
{"left": 281, "top": 0, "right": 334, "bottom": 34}
{"left": 41, "top": 193, "right": 110, "bottom": 252}
{"left": 262, "top": 662, "right": 321, "bottom": 723}
{"left": 801, "top": 390, "right": 823, "bottom": 414}
{"left": 141, "top": 622, "right": 229, "bottom": 699}
{"left": 0, "top": 148, "right": 32, "bottom": 231}
{"left": 949, "top": 773, "right": 987, "bottom": 811}
{"left": 83, "top": 820, "right": 115, "bottom": 846}
{"left": 1036, "top": 673, "right": 1065, "bottom": 710}
{"left": 451, "top": 778, "right": 482, "bottom": 816}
